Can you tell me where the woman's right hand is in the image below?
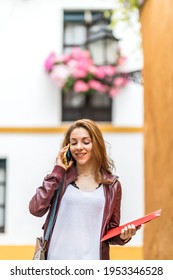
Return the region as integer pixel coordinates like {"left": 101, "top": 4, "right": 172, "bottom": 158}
{"left": 55, "top": 145, "right": 73, "bottom": 170}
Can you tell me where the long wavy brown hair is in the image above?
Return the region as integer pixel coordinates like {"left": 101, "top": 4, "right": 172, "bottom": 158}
{"left": 62, "top": 119, "right": 115, "bottom": 183}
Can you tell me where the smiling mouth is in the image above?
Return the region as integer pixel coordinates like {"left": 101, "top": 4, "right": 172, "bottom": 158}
{"left": 75, "top": 153, "right": 86, "bottom": 157}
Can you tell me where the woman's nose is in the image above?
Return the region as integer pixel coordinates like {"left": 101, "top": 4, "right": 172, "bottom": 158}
{"left": 76, "top": 142, "right": 83, "bottom": 149}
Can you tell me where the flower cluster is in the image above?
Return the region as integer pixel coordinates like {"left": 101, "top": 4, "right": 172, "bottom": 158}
{"left": 44, "top": 47, "right": 128, "bottom": 97}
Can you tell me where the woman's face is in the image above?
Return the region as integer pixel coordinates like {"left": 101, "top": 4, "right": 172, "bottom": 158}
{"left": 69, "top": 127, "right": 93, "bottom": 166}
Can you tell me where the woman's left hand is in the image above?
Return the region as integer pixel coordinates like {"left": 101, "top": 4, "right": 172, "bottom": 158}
{"left": 120, "top": 224, "right": 141, "bottom": 242}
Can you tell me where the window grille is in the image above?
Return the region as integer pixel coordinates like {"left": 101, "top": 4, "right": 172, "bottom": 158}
{"left": 62, "top": 10, "right": 112, "bottom": 122}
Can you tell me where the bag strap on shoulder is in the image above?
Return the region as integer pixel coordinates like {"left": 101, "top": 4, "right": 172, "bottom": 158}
{"left": 44, "top": 177, "right": 64, "bottom": 243}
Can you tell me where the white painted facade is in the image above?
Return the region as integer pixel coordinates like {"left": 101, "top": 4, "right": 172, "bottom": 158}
{"left": 0, "top": 0, "right": 144, "bottom": 247}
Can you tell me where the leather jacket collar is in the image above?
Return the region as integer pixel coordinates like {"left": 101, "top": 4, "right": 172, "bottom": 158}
{"left": 65, "top": 164, "right": 118, "bottom": 186}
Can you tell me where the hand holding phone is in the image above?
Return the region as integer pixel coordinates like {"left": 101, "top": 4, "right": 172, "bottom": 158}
{"left": 63, "top": 144, "right": 72, "bottom": 168}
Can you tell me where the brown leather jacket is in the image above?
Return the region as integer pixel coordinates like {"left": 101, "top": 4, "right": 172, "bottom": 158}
{"left": 29, "top": 165, "right": 128, "bottom": 260}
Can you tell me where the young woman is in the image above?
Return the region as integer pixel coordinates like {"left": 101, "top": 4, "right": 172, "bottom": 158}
{"left": 29, "top": 119, "right": 140, "bottom": 260}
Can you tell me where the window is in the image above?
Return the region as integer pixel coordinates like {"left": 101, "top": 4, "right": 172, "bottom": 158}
{"left": 62, "top": 11, "right": 112, "bottom": 122}
{"left": 0, "top": 159, "right": 6, "bottom": 233}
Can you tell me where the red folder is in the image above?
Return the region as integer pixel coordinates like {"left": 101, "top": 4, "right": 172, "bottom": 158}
{"left": 101, "top": 209, "right": 161, "bottom": 242}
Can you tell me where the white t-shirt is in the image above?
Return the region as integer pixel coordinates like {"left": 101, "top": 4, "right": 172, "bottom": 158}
{"left": 47, "top": 183, "right": 105, "bottom": 260}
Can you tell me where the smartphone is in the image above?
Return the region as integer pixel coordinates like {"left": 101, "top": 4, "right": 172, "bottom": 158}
{"left": 66, "top": 144, "right": 72, "bottom": 163}
{"left": 63, "top": 144, "right": 72, "bottom": 167}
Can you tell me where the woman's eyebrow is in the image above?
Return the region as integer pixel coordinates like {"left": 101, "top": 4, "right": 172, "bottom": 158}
{"left": 70, "top": 137, "right": 91, "bottom": 141}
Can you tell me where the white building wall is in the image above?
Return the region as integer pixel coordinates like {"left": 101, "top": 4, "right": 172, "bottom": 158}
{"left": 0, "top": 0, "right": 144, "bottom": 247}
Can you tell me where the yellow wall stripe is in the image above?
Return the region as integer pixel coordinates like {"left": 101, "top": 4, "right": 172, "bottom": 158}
{"left": 0, "top": 245, "right": 143, "bottom": 260}
{"left": 0, "top": 126, "right": 144, "bottom": 134}
{"left": 110, "top": 245, "right": 143, "bottom": 260}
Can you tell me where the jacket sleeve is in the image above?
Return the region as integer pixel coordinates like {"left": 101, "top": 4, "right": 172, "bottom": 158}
{"left": 29, "top": 165, "right": 66, "bottom": 217}
{"left": 107, "top": 180, "right": 131, "bottom": 246}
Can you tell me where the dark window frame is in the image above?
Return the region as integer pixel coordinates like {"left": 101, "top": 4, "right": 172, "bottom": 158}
{"left": 62, "top": 10, "right": 112, "bottom": 122}
{"left": 0, "top": 159, "right": 6, "bottom": 233}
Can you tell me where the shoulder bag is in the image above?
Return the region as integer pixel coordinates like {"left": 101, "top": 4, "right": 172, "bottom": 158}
{"left": 32, "top": 178, "right": 64, "bottom": 260}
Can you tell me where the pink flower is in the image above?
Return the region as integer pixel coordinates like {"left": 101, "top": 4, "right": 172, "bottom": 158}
{"left": 68, "top": 59, "right": 90, "bottom": 78}
{"left": 102, "top": 65, "right": 117, "bottom": 76}
{"left": 44, "top": 52, "right": 57, "bottom": 71}
{"left": 74, "top": 80, "right": 89, "bottom": 93}
{"left": 90, "top": 66, "right": 106, "bottom": 79}
{"left": 71, "top": 47, "right": 91, "bottom": 60}
{"left": 113, "top": 77, "right": 128, "bottom": 87}
{"left": 56, "top": 53, "right": 71, "bottom": 63}
{"left": 50, "top": 64, "right": 72, "bottom": 87}
{"left": 76, "top": 59, "right": 93, "bottom": 71}
{"left": 117, "top": 56, "right": 127, "bottom": 65}
{"left": 67, "top": 48, "right": 93, "bottom": 77}
{"left": 72, "top": 69, "right": 89, "bottom": 78}
{"left": 44, "top": 47, "right": 129, "bottom": 97}
{"left": 109, "top": 87, "right": 120, "bottom": 97}
{"left": 88, "top": 80, "right": 107, "bottom": 93}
